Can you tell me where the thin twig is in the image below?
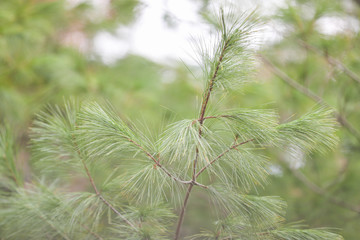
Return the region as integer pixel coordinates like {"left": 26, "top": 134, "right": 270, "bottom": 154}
{"left": 72, "top": 133, "right": 136, "bottom": 230}
{"left": 33, "top": 209, "right": 71, "bottom": 240}
{"left": 80, "top": 223, "right": 104, "bottom": 240}
{"left": 126, "top": 138, "right": 191, "bottom": 185}
{"left": 80, "top": 159, "right": 99, "bottom": 195}
{"left": 198, "top": 40, "right": 230, "bottom": 125}
{"left": 192, "top": 180, "right": 208, "bottom": 189}
{"left": 300, "top": 40, "right": 360, "bottom": 85}
{"left": 80, "top": 159, "right": 137, "bottom": 229}
{"left": 196, "top": 138, "right": 254, "bottom": 178}
{"left": 259, "top": 54, "right": 360, "bottom": 142}
{"left": 174, "top": 184, "right": 194, "bottom": 240}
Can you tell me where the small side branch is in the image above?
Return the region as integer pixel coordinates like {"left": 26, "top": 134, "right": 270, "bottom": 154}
{"left": 80, "top": 159, "right": 137, "bottom": 230}
{"left": 80, "top": 223, "right": 104, "bottom": 240}
{"left": 196, "top": 138, "right": 254, "bottom": 178}
{"left": 126, "top": 138, "right": 190, "bottom": 185}
{"left": 72, "top": 133, "right": 136, "bottom": 230}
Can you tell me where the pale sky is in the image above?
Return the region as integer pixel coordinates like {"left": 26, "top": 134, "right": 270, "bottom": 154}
{"left": 91, "top": 0, "right": 359, "bottom": 65}
{"left": 93, "top": 0, "right": 287, "bottom": 65}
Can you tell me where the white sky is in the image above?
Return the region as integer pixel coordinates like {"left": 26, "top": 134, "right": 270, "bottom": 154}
{"left": 93, "top": 0, "right": 287, "bottom": 65}
{"left": 91, "top": 0, "right": 359, "bottom": 65}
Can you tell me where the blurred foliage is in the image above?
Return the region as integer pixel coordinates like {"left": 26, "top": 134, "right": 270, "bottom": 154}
{"left": 0, "top": 0, "right": 200, "bottom": 133}
{"left": 257, "top": 0, "right": 360, "bottom": 239}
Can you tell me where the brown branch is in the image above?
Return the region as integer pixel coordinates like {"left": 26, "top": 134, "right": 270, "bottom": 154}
{"left": 80, "top": 159, "right": 99, "bottom": 195}
{"left": 126, "top": 138, "right": 191, "bottom": 185}
{"left": 196, "top": 138, "right": 254, "bottom": 178}
{"left": 192, "top": 149, "right": 199, "bottom": 181}
{"left": 192, "top": 180, "right": 208, "bottom": 189}
{"left": 72, "top": 132, "right": 136, "bottom": 230}
{"left": 198, "top": 40, "right": 230, "bottom": 125}
{"left": 259, "top": 54, "right": 360, "bottom": 142}
{"left": 174, "top": 184, "right": 194, "bottom": 240}
{"left": 80, "top": 223, "right": 104, "bottom": 240}
{"left": 127, "top": 138, "right": 209, "bottom": 189}
{"left": 80, "top": 159, "right": 137, "bottom": 229}
{"left": 284, "top": 163, "right": 360, "bottom": 215}
{"left": 300, "top": 40, "right": 360, "bottom": 85}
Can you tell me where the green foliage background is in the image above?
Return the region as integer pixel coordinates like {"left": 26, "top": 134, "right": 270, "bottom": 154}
{"left": 0, "top": 0, "right": 359, "bottom": 239}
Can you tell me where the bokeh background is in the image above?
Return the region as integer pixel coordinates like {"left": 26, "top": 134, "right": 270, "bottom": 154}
{"left": 1, "top": 0, "right": 359, "bottom": 238}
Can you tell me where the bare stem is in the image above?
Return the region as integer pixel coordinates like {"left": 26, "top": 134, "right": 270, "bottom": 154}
{"left": 174, "top": 184, "right": 194, "bottom": 240}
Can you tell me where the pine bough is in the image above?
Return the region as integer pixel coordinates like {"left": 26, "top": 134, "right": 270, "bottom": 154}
{"left": 0, "top": 10, "right": 342, "bottom": 240}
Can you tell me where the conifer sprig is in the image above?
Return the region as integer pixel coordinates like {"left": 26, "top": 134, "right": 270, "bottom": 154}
{"left": 31, "top": 101, "right": 137, "bottom": 230}
{"left": 0, "top": 8, "right": 343, "bottom": 240}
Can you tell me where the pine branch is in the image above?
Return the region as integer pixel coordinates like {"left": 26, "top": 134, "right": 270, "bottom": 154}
{"left": 175, "top": 16, "right": 231, "bottom": 239}
{"left": 201, "top": 109, "right": 278, "bottom": 144}
{"left": 15, "top": 7, "right": 343, "bottom": 240}
{"left": 175, "top": 10, "right": 261, "bottom": 238}
{"left": 276, "top": 107, "right": 338, "bottom": 154}
{"left": 77, "top": 145, "right": 137, "bottom": 230}
{"left": 198, "top": 32, "right": 230, "bottom": 125}
{"left": 127, "top": 137, "right": 192, "bottom": 185}
{"left": 80, "top": 224, "right": 104, "bottom": 240}
{"left": 196, "top": 138, "right": 254, "bottom": 178}
{"left": 207, "top": 186, "right": 286, "bottom": 227}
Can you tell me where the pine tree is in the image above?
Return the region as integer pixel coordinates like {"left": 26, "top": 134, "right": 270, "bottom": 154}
{"left": 0, "top": 9, "right": 343, "bottom": 240}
